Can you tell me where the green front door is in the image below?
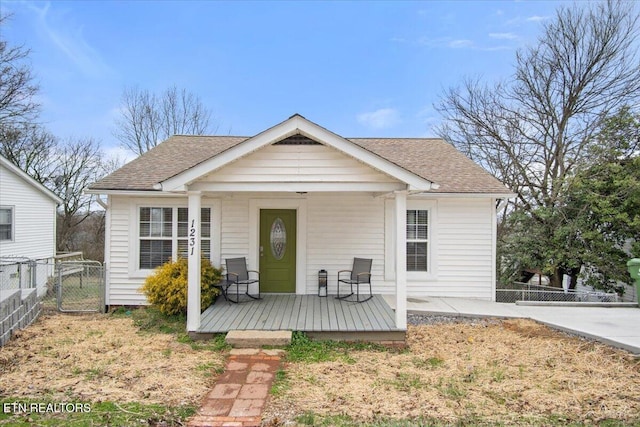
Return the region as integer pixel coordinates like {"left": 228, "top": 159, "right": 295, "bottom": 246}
{"left": 259, "top": 209, "right": 296, "bottom": 293}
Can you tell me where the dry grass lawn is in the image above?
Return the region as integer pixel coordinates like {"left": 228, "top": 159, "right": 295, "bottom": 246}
{"left": 1, "top": 312, "right": 639, "bottom": 426}
{"left": 264, "top": 319, "right": 640, "bottom": 426}
{"left": 0, "top": 312, "right": 225, "bottom": 407}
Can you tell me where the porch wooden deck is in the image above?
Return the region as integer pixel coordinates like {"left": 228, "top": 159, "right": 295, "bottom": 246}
{"left": 196, "top": 294, "right": 405, "bottom": 342}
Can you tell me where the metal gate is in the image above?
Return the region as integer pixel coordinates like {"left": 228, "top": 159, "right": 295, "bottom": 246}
{"left": 55, "top": 260, "right": 105, "bottom": 313}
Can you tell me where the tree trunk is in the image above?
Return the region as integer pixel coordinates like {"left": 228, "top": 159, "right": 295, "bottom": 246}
{"left": 548, "top": 267, "right": 565, "bottom": 288}
{"left": 567, "top": 267, "right": 580, "bottom": 290}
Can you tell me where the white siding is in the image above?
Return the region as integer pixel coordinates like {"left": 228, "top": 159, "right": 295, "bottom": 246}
{"left": 105, "top": 194, "right": 497, "bottom": 305}
{"left": 405, "top": 198, "right": 495, "bottom": 300}
{"left": 0, "top": 164, "right": 57, "bottom": 260}
{"left": 306, "top": 194, "right": 386, "bottom": 294}
{"left": 220, "top": 198, "right": 249, "bottom": 260}
{"left": 203, "top": 145, "right": 397, "bottom": 184}
{"left": 107, "top": 196, "right": 145, "bottom": 305}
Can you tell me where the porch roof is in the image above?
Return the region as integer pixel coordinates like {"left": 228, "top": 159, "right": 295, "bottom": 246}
{"left": 89, "top": 114, "right": 512, "bottom": 195}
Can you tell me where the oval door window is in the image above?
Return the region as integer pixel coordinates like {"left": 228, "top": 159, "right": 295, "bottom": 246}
{"left": 270, "top": 217, "right": 286, "bottom": 260}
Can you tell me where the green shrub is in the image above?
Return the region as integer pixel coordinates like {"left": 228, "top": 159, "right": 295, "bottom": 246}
{"left": 141, "top": 258, "right": 222, "bottom": 316}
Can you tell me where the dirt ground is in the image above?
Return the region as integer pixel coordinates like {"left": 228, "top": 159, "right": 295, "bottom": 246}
{"left": 1, "top": 313, "right": 639, "bottom": 425}
{"left": 264, "top": 318, "right": 640, "bottom": 425}
{"left": 0, "top": 313, "right": 225, "bottom": 407}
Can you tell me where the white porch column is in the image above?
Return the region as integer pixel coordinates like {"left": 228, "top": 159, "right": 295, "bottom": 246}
{"left": 394, "top": 190, "right": 408, "bottom": 329}
{"left": 186, "top": 191, "right": 202, "bottom": 332}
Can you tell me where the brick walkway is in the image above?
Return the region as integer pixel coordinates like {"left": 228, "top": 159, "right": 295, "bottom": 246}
{"left": 187, "top": 349, "right": 284, "bottom": 427}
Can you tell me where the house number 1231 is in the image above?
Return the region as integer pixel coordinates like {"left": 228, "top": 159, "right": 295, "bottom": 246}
{"left": 189, "top": 220, "right": 197, "bottom": 255}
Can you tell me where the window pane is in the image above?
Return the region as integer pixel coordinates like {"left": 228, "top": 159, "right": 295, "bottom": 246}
{"left": 417, "top": 210, "right": 428, "bottom": 224}
{"left": 141, "top": 207, "right": 172, "bottom": 237}
{"left": 406, "top": 210, "right": 416, "bottom": 224}
{"left": 0, "top": 208, "right": 11, "bottom": 223}
{"left": 201, "top": 223, "right": 211, "bottom": 238}
{"left": 177, "top": 207, "right": 188, "bottom": 237}
{"left": 0, "top": 224, "right": 11, "bottom": 240}
{"left": 151, "top": 223, "right": 162, "bottom": 237}
{"left": 140, "top": 240, "right": 172, "bottom": 269}
{"left": 201, "top": 208, "right": 211, "bottom": 238}
{"left": 150, "top": 207, "right": 162, "bottom": 222}
{"left": 407, "top": 242, "right": 428, "bottom": 272}
{"left": 177, "top": 222, "right": 188, "bottom": 237}
{"left": 140, "top": 208, "right": 150, "bottom": 222}
{"left": 201, "top": 240, "right": 211, "bottom": 260}
{"left": 178, "top": 207, "right": 188, "bottom": 222}
{"left": 0, "top": 209, "right": 11, "bottom": 241}
{"left": 417, "top": 225, "right": 428, "bottom": 239}
{"left": 178, "top": 239, "right": 211, "bottom": 260}
{"left": 177, "top": 239, "right": 188, "bottom": 258}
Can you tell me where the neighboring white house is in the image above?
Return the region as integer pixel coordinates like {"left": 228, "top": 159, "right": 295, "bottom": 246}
{"left": 0, "top": 155, "right": 62, "bottom": 295}
{"left": 87, "top": 115, "right": 514, "bottom": 331}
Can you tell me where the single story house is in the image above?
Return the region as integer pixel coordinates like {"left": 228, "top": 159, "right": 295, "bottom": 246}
{"left": 88, "top": 114, "right": 513, "bottom": 333}
{"left": 0, "top": 154, "right": 62, "bottom": 295}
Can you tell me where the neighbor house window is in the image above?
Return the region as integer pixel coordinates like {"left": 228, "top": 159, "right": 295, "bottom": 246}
{"left": 0, "top": 207, "right": 13, "bottom": 241}
{"left": 406, "top": 209, "right": 428, "bottom": 271}
{"left": 139, "top": 206, "right": 212, "bottom": 270}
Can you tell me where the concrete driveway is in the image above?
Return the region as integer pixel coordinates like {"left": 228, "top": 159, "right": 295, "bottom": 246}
{"left": 384, "top": 296, "right": 640, "bottom": 355}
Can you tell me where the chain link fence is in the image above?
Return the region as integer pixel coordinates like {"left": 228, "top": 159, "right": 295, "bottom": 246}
{"left": 1, "top": 255, "right": 104, "bottom": 313}
{"left": 496, "top": 282, "right": 620, "bottom": 303}
{"left": 54, "top": 260, "right": 104, "bottom": 313}
{"left": 0, "top": 256, "right": 55, "bottom": 297}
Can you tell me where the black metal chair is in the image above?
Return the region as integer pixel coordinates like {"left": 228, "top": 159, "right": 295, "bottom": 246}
{"left": 336, "top": 257, "right": 373, "bottom": 302}
{"left": 223, "top": 257, "right": 261, "bottom": 303}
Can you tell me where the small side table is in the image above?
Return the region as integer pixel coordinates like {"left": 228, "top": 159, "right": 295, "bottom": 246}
{"left": 318, "top": 269, "right": 328, "bottom": 297}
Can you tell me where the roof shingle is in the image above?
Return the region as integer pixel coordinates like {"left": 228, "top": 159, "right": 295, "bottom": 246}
{"left": 90, "top": 134, "right": 511, "bottom": 194}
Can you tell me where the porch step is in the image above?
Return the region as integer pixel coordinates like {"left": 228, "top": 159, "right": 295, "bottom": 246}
{"left": 225, "top": 330, "right": 292, "bottom": 348}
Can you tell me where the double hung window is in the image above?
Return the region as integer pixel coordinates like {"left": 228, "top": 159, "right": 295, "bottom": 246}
{"left": 0, "top": 207, "right": 13, "bottom": 241}
{"left": 406, "top": 209, "right": 428, "bottom": 272}
{"left": 139, "top": 207, "right": 211, "bottom": 270}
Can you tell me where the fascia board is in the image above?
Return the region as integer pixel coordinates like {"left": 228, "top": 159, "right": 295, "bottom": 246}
{"left": 409, "top": 192, "right": 517, "bottom": 199}
{"left": 187, "top": 181, "right": 407, "bottom": 192}
{"left": 84, "top": 189, "right": 177, "bottom": 197}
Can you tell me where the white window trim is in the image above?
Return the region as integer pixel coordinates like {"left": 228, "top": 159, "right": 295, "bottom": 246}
{"left": 0, "top": 206, "right": 14, "bottom": 242}
{"left": 385, "top": 199, "right": 437, "bottom": 281}
{"left": 128, "top": 199, "right": 221, "bottom": 278}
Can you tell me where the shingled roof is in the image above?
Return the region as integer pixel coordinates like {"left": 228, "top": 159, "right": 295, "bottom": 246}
{"left": 90, "top": 131, "right": 511, "bottom": 194}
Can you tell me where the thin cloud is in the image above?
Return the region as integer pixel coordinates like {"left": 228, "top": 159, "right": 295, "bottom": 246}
{"left": 526, "top": 15, "right": 550, "bottom": 22}
{"left": 448, "top": 39, "right": 474, "bottom": 49}
{"left": 357, "top": 108, "right": 401, "bottom": 130}
{"left": 419, "top": 36, "right": 511, "bottom": 52}
{"left": 27, "top": 1, "right": 112, "bottom": 77}
{"left": 489, "top": 32, "right": 519, "bottom": 40}
{"left": 419, "top": 37, "right": 474, "bottom": 49}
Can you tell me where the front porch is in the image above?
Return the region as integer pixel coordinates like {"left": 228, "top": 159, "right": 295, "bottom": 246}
{"left": 195, "top": 294, "right": 406, "bottom": 342}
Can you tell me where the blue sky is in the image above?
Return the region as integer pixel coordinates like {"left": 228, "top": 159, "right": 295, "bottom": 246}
{"left": 3, "top": 0, "right": 572, "bottom": 159}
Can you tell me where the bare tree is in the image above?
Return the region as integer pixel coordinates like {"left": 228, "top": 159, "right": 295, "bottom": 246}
{"left": 114, "top": 85, "right": 213, "bottom": 155}
{"left": 0, "top": 14, "right": 39, "bottom": 127}
{"left": 0, "top": 123, "right": 57, "bottom": 185}
{"left": 435, "top": 0, "right": 640, "bottom": 287}
{"left": 52, "top": 138, "right": 106, "bottom": 253}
